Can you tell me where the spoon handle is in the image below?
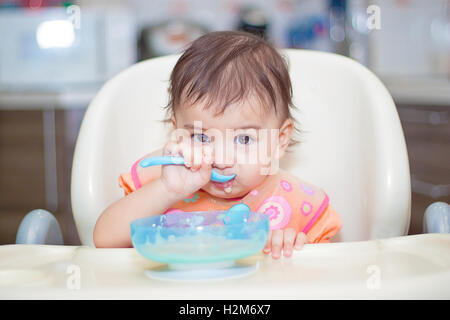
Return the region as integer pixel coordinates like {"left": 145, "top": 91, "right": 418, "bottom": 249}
{"left": 139, "top": 156, "right": 236, "bottom": 183}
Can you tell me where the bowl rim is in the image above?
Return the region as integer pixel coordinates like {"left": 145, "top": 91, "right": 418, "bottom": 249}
{"left": 130, "top": 210, "right": 269, "bottom": 231}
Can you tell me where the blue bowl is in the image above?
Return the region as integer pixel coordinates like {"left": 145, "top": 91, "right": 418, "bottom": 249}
{"left": 130, "top": 211, "right": 269, "bottom": 264}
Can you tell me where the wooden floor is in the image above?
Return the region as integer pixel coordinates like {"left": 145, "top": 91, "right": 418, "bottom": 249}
{"left": 0, "top": 103, "right": 448, "bottom": 245}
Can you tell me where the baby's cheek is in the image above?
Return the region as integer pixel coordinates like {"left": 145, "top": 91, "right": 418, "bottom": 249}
{"left": 236, "top": 164, "right": 266, "bottom": 187}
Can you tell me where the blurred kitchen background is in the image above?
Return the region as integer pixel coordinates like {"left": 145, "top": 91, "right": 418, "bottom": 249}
{"left": 0, "top": 0, "right": 448, "bottom": 245}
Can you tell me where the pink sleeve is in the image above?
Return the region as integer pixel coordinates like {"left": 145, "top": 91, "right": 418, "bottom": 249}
{"left": 118, "top": 172, "right": 135, "bottom": 196}
{"left": 305, "top": 205, "right": 343, "bottom": 243}
{"left": 118, "top": 156, "right": 161, "bottom": 196}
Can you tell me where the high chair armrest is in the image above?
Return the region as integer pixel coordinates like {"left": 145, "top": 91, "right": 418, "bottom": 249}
{"left": 423, "top": 202, "right": 450, "bottom": 234}
{"left": 16, "top": 209, "right": 63, "bottom": 245}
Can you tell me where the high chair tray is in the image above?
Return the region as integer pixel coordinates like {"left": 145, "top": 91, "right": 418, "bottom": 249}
{"left": 1, "top": 233, "right": 449, "bottom": 299}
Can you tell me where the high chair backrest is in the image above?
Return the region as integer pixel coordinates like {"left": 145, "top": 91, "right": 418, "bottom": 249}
{"left": 71, "top": 49, "right": 411, "bottom": 247}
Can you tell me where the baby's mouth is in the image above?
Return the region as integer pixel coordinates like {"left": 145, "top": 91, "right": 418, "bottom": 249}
{"left": 212, "top": 177, "right": 235, "bottom": 192}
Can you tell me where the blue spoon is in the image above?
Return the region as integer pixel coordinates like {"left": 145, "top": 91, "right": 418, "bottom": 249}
{"left": 139, "top": 156, "right": 236, "bottom": 183}
{"left": 223, "top": 202, "right": 251, "bottom": 225}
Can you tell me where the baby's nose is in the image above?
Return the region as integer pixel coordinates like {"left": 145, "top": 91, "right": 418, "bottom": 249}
{"left": 211, "top": 150, "right": 234, "bottom": 169}
{"left": 212, "top": 162, "right": 232, "bottom": 170}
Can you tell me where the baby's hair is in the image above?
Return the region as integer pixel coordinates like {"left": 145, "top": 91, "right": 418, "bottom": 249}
{"left": 163, "top": 30, "right": 300, "bottom": 149}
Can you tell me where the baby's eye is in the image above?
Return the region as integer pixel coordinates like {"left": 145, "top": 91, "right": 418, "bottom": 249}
{"left": 234, "top": 134, "right": 254, "bottom": 145}
{"left": 192, "top": 133, "right": 210, "bottom": 144}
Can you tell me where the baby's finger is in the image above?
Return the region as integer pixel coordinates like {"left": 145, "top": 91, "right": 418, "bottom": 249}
{"left": 271, "top": 229, "right": 283, "bottom": 259}
{"left": 191, "top": 145, "right": 204, "bottom": 171}
{"left": 283, "top": 228, "right": 296, "bottom": 257}
{"left": 197, "top": 146, "right": 213, "bottom": 180}
{"left": 294, "top": 232, "right": 308, "bottom": 250}
{"left": 263, "top": 230, "right": 272, "bottom": 254}
{"left": 179, "top": 142, "right": 193, "bottom": 168}
{"left": 202, "top": 145, "right": 213, "bottom": 165}
{"left": 163, "top": 141, "right": 180, "bottom": 156}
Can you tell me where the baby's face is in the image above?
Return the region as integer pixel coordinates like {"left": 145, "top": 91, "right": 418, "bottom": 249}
{"left": 172, "top": 98, "right": 293, "bottom": 199}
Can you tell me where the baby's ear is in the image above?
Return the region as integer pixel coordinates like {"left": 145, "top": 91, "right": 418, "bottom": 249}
{"left": 276, "top": 118, "right": 294, "bottom": 159}
{"left": 171, "top": 115, "right": 177, "bottom": 128}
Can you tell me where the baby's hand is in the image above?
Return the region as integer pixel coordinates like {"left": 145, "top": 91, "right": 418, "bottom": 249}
{"left": 263, "top": 228, "right": 307, "bottom": 259}
{"left": 160, "top": 139, "right": 213, "bottom": 200}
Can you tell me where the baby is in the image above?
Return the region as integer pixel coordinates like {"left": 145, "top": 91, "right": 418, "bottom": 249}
{"left": 94, "top": 31, "right": 342, "bottom": 259}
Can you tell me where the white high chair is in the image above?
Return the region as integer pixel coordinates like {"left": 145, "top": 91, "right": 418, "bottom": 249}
{"left": 8, "top": 49, "right": 450, "bottom": 300}
{"left": 70, "top": 49, "right": 412, "bottom": 247}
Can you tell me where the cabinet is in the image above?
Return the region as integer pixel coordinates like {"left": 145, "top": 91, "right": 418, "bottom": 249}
{"left": 397, "top": 104, "right": 450, "bottom": 234}
{"left": 0, "top": 109, "right": 84, "bottom": 245}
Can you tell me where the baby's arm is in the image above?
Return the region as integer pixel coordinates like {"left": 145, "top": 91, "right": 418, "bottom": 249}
{"left": 94, "top": 149, "right": 170, "bottom": 248}
{"left": 94, "top": 143, "right": 213, "bottom": 248}
{"left": 93, "top": 171, "right": 183, "bottom": 248}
